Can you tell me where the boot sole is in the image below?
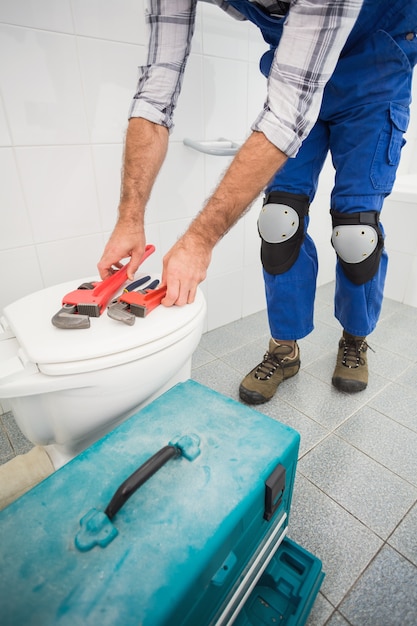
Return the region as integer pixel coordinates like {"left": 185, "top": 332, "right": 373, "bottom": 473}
{"left": 332, "top": 377, "right": 367, "bottom": 393}
{"left": 239, "top": 362, "right": 300, "bottom": 405}
{"left": 239, "top": 386, "right": 270, "bottom": 405}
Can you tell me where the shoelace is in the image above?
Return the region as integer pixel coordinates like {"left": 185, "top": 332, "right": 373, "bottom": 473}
{"left": 341, "top": 337, "right": 373, "bottom": 369}
{"left": 255, "top": 349, "right": 293, "bottom": 381}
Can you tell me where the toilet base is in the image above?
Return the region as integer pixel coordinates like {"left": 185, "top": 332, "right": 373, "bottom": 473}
{"left": 43, "top": 359, "right": 193, "bottom": 470}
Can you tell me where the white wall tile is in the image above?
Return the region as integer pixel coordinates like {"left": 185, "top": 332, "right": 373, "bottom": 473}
{"left": 206, "top": 269, "right": 243, "bottom": 330}
{"left": 0, "top": 148, "right": 33, "bottom": 250}
{"left": 36, "top": 234, "right": 105, "bottom": 286}
{"left": 71, "top": 0, "right": 146, "bottom": 45}
{"left": 383, "top": 199, "right": 416, "bottom": 256}
{"left": 317, "top": 243, "right": 336, "bottom": 287}
{"left": 158, "top": 217, "right": 190, "bottom": 254}
{"left": 201, "top": 2, "right": 249, "bottom": 61}
{"left": 92, "top": 144, "right": 124, "bottom": 232}
{"left": 242, "top": 262, "right": 266, "bottom": 317}
{"left": 171, "top": 54, "right": 205, "bottom": 143}
{"left": 404, "top": 257, "right": 417, "bottom": 307}
{"left": 141, "top": 222, "right": 162, "bottom": 274}
{"left": 248, "top": 17, "right": 268, "bottom": 60}
{"left": 202, "top": 56, "right": 248, "bottom": 142}
{"left": 0, "top": 247, "right": 43, "bottom": 311}
{"left": 0, "top": 98, "right": 11, "bottom": 146}
{"left": 243, "top": 197, "right": 263, "bottom": 266}
{"left": 1, "top": 4, "right": 416, "bottom": 326}
{"left": 0, "top": 0, "right": 74, "bottom": 33}
{"left": 15, "top": 146, "right": 101, "bottom": 242}
{"left": 384, "top": 251, "right": 410, "bottom": 303}
{"left": 247, "top": 61, "right": 268, "bottom": 127}
{"left": 147, "top": 143, "right": 205, "bottom": 223}
{"left": 0, "top": 25, "right": 89, "bottom": 145}
{"left": 77, "top": 37, "right": 145, "bottom": 143}
{"left": 190, "top": 2, "right": 204, "bottom": 55}
{"left": 208, "top": 221, "right": 245, "bottom": 279}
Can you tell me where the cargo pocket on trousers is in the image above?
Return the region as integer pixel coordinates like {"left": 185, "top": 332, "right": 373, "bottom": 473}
{"left": 370, "top": 102, "right": 409, "bottom": 192}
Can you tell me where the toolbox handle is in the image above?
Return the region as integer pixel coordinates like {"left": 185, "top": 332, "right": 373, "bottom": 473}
{"left": 75, "top": 434, "right": 201, "bottom": 551}
{"left": 104, "top": 444, "right": 181, "bottom": 520}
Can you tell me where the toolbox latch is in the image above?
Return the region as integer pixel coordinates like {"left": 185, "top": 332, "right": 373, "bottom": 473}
{"left": 264, "top": 463, "right": 286, "bottom": 521}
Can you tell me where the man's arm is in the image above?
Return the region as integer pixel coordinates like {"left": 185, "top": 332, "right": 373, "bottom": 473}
{"left": 97, "top": 118, "right": 169, "bottom": 280}
{"left": 98, "top": 1, "right": 196, "bottom": 280}
{"left": 161, "top": 130, "right": 288, "bottom": 305}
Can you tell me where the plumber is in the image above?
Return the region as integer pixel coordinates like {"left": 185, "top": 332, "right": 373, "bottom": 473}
{"left": 98, "top": 0, "right": 417, "bottom": 403}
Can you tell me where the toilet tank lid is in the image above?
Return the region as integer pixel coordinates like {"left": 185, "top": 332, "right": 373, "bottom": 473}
{"left": 1, "top": 275, "right": 205, "bottom": 368}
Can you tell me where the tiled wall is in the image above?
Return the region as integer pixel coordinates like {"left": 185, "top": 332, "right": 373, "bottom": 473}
{"left": 1, "top": 1, "right": 416, "bottom": 332}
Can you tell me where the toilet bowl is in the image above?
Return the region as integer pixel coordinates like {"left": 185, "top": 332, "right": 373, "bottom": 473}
{"left": 0, "top": 274, "right": 206, "bottom": 469}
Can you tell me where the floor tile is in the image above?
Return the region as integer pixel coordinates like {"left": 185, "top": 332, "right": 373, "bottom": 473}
{"left": 304, "top": 351, "right": 390, "bottom": 403}
{"left": 299, "top": 434, "right": 417, "bottom": 539}
{"left": 191, "top": 359, "right": 241, "bottom": 402}
{"left": 245, "top": 394, "right": 328, "bottom": 458}
{"left": 305, "top": 592, "right": 334, "bottom": 626}
{"left": 336, "top": 405, "right": 417, "bottom": 486}
{"left": 1, "top": 412, "right": 32, "bottom": 456}
{"left": 368, "top": 381, "right": 417, "bottom": 433}
{"left": 198, "top": 322, "right": 266, "bottom": 358}
{"left": 366, "top": 342, "right": 414, "bottom": 382}
{"left": 339, "top": 545, "right": 417, "bottom": 626}
{"left": 371, "top": 316, "right": 417, "bottom": 361}
{"left": 2, "top": 284, "right": 417, "bottom": 625}
{"left": 326, "top": 612, "right": 351, "bottom": 626}
{"left": 276, "top": 370, "right": 363, "bottom": 430}
{"left": 288, "top": 474, "right": 383, "bottom": 607}
{"left": 191, "top": 345, "right": 217, "bottom": 370}
{"left": 0, "top": 421, "right": 14, "bottom": 464}
{"left": 396, "top": 362, "right": 417, "bottom": 391}
{"left": 220, "top": 337, "right": 271, "bottom": 377}
{"left": 388, "top": 503, "right": 417, "bottom": 567}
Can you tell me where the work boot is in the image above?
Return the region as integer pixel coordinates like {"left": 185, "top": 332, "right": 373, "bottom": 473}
{"left": 332, "top": 331, "right": 370, "bottom": 392}
{"left": 239, "top": 339, "right": 300, "bottom": 405}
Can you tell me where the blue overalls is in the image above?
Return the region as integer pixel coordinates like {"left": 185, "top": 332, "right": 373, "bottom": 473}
{"left": 227, "top": 0, "right": 417, "bottom": 339}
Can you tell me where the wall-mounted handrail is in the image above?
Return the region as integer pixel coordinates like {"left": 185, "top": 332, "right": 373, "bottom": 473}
{"left": 183, "top": 137, "right": 242, "bottom": 156}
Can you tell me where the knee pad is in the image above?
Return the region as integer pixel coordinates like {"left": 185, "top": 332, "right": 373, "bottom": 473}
{"left": 331, "top": 210, "right": 384, "bottom": 285}
{"left": 258, "top": 192, "right": 310, "bottom": 274}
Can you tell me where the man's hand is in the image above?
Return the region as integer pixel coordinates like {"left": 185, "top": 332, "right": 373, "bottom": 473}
{"left": 97, "top": 118, "right": 169, "bottom": 280}
{"left": 161, "top": 233, "right": 211, "bottom": 306}
{"left": 97, "top": 219, "right": 146, "bottom": 281}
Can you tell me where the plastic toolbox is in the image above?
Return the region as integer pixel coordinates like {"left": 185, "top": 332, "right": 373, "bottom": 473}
{"left": 0, "top": 380, "right": 300, "bottom": 626}
{"left": 235, "top": 537, "right": 325, "bottom": 626}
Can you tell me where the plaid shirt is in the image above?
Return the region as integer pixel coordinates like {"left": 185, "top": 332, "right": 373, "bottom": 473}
{"left": 129, "top": 0, "right": 363, "bottom": 157}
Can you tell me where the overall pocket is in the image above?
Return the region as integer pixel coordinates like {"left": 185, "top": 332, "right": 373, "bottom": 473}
{"left": 370, "top": 102, "right": 410, "bottom": 192}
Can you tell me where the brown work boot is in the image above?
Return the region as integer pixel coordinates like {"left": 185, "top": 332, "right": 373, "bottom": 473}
{"left": 239, "top": 339, "right": 300, "bottom": 405}
{"left": 332, "top": 331, "right": 370, "bottom": 392}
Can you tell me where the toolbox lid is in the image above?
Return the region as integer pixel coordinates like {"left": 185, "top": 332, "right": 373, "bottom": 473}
{"left": 0, "top": 380, "right": 301, "bottom": 626}
{"left": 0, "top": 274, "right": 205, "bottom": 376}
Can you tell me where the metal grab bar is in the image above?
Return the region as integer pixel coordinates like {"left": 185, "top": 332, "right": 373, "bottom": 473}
{"left": 183, "top": 137, "right": 242, "bottom": 156}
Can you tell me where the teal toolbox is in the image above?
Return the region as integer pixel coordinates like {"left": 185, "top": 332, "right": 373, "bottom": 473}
{"left": 0, "top": 380, "right": 323, "bottom": 625}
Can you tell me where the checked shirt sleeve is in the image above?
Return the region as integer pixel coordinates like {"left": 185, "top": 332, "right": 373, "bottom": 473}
{"left": 129, "top": 0, "right": 198, "bottom": 130}
{"left": 252, "top": 0, "right": 364, "bottom": 157}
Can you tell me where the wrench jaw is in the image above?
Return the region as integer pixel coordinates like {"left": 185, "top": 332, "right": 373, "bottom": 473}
{"left": 51, "top": 304, "right": 91, "bottom": 329}
{"left": 128, "top": 303, "right": 148, "bottom": 318}
{"left": 107, "top": 301, "right": 136, "bottom": 326}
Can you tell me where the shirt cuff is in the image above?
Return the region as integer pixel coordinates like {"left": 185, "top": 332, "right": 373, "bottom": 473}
{"left": 252, "top": 108, "right": 303, "bottom": 158}
{"left": 128, "top": 99, "right": 174, "bottom": 132}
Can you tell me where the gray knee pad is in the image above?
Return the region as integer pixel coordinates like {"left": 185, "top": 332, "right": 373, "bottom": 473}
{"left": 258, "top": 192, "right": 310, "bottom": 274}
{"left": 330, "top": 210, "right": 384, "bottom": 285}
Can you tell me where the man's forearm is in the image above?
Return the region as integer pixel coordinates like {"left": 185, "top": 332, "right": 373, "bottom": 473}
{"left": 119, "top": 117, "right": 169, "bottom": 224}
{"left": 186, "top": 131, "right": 288, "bottom": 248}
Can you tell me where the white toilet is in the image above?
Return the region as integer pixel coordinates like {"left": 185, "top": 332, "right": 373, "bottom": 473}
{"left": 0, "top": 274, "right": 206, "bottom": 469}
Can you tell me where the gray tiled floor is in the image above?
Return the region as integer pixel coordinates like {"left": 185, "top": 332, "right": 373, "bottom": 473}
{"left": 1, "top": 282, "right": 417, "bottom": 625}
